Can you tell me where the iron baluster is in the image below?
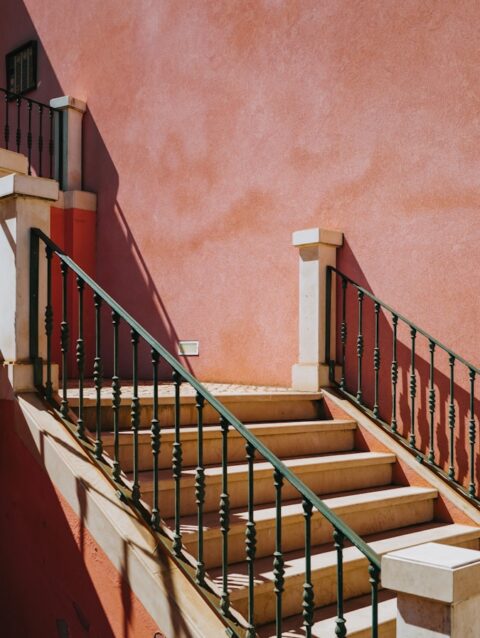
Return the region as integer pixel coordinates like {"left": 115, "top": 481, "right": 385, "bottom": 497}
{"left": 302, "top": 498, "right": 314, "bottom": 638}
{"left": 76, "top": 277, "right": 85, "bottom": 439}
{"left": 151, "top": 350, "right": 161, "bottom": 528}
{"left": 38, "top": 104, "right": 43, "bottom": 176}
{"left": 172, "top": 370, "right": 183, "bottom": 556}
{"left": 469, "top": 368, "right": 476, "bottom": 497}
{"left": 220, "top": 417, "right": 231, "bottom": 617}
{"left": 44, "top": 246, "right": 53, "bottom": 400}
{"left": 27, "top": 100, "right": 32, "bottom": 174}
{"left": 195, "top": 392, "right": 206, "bottom": 585}
{"left": 448, "top": 355, "right": 456, "bottom": 479}
{"left": 48, "top": 108, "right": 54, "bottom": 178}
{"left": 112, "top": 312, "right": 121, "bottom": 482}
{"left": 15, "top": 96, "right": 21, "bottom": 152}
{"left": 340, "top": 277, "right": 347, "bottom": 390}
{"left": 4, "top": 91, "right": 9, "bottom": 148}
{"left": 334, "top": 528, "right": 347, "bottom": 638}
{"left": 130, "top": 329, "right": 140, "bottom": 503}
{"left": 373, "top": 302, "right": 381, "bottom": 417}
{"left": 369, "top": 562, "right": 380, "bottom": 638}
{"left": 93, "top": 293, "right": 103, "bottom": 459}
{"left": 409, "top": 327, "right": 417, "bottom": 448}
{"left": 356, "top": 289, "right": 364, "bottom": 403}
{"left": 428, "top": 341, "right": 436, "bottom": 464}
{"left": 273, "top": 469, "right": 285, "bottom": 638}
{"left": 60, "top": 262, "right": 69, "bottom": 418}
{"left": 391, "top": 314, "right": 398, "bottom": 432}
{"left": 245, "top": 442, "right": 256, "bottom": 638}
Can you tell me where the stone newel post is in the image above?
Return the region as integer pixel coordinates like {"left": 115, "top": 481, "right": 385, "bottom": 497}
{"left": 291, "top": 227, "right": 343, "bottom": 391}
{"left": 50, "top": 95, "right": 86, "bottom": 191}
{"left": 0, "top": 166, "right": 59, "bottom": 391}
{"left": 382, "top": 542, "right": 480, "bottom": 637}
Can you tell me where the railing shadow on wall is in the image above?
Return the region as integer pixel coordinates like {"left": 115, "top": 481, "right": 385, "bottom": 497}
{"left": 328, "top": 240, "right": 480, "bottom": 503}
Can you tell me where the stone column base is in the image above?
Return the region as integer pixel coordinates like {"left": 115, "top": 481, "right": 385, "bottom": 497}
{"left": 6, "top": 362, "right": 59, "bottom": 393}
{"left": 291, "top": 363, "right": 331, "bottom": 391}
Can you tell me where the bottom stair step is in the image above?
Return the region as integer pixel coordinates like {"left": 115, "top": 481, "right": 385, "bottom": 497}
{"left": 257, "top": 591, "right": 397, "bottom": 637}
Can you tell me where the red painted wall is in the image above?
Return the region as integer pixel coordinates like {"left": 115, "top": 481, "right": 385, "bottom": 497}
{"left": 0, "top": 1, "right": 479, "bottom": 385}
{"left": 0, "top": 397, "right": 162, "bottom": 638}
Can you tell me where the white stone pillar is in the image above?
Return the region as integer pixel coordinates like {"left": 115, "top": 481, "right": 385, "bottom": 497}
{"left": 382, "top": 542, "right": 480, "bottom": 637}
{"left": 291, "top": 227, "right": 343, "bottom": 391}
{"left": 49, "top": 95, "right": 86, "bottom": 191}
{"left": 0, "top": 172, "right": 59, "bottom": 391}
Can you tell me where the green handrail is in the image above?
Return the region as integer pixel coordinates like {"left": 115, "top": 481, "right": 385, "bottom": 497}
{"left": 327, "top": 264, "right": 480, "bottom": 505}
{"left": 30, "top": 227, "right": 382, "bottom": 636}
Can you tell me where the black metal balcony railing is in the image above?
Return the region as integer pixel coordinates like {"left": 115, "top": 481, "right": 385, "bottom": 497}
{"left": 1, "top": 88, "right": 63, "bottom": 182}
{"left": 326, "top": 265, "right": 480, "bottom": 504}
{"left": 29, "top": 228, "right": 382, "bottom": 638}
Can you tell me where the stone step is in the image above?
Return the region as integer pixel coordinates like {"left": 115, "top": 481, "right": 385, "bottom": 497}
{"left": 258, "top": 591, "right": 397, "bottom": 637}
{"left": 74, "top": 389, "right": 325, "bottom": 431}
{"left": 174, "top": 486, "right": 437, "bottom": 568}
{"left": 136, "top": 451, "right": 396, "bottom": 517}
{"left": 102, "top": 419, "right": 357, "bottom": 471}
{"left": 212, "top": 523, "right": 480, "bottom": 626}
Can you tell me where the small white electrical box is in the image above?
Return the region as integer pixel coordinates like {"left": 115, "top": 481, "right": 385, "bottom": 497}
{"left": 177, "top": 340, "right": 199, "bottom": 356}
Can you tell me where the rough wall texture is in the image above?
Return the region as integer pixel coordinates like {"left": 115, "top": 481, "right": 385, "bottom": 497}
{"left": 0, "top": 397, "right": 161, "bottom": 638}
{"left": 0, "top": 1, "right": 478, "bottom": 384}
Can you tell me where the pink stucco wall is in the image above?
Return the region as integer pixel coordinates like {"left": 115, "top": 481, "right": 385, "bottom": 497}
{"left": 1, "top": 1, "right": 479, "bottom": 385}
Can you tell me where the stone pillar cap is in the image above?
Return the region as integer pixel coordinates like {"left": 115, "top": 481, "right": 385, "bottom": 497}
{"left": 0, "top": 173, "right": 59, "bottom": 202}
{"left": 382, "top": 542, "right": 480, "bottom": 604}
{"left": 50, "top": 95, "right": 87, "bottom": 113}
{"left": 292, "top": 227, "right": 343, "bottom": 247}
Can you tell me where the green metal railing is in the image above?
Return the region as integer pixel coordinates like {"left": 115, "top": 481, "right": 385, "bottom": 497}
{"left": 29, "top": 228, "right": 381, "bottom": 637}
{"left": 326, "top": 265, "right": 480, "bottom": 503}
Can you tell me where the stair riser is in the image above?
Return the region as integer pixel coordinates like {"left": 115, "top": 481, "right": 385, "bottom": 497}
{"left": 104, "top": 428, "right": 355, "bottom": 471}
{"left": 183, "top": 498, "right": 435, "bottom": 568}
{"left": 142, "top": 462, "right": 394, "bottom": 517}
{"left": 80, "top": 398, "right": 324, "bottom": 431}
{"left": 231, "top": 537, "right": 480, "bottom": 625}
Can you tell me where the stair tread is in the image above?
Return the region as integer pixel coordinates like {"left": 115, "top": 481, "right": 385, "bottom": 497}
{"left": 208, "top": 522, "right": 480, "bottom": 598}
{"left": 257, "top": 590, "right": 397, "bottom": 636}
{"left": 102, "top": 418, "right": 357, "bottom": 444}
{"left": 134, "top": 451, "right": 396, "bottom": 490}
{"left": 173, "top": 486, "right": 438, "bottom": 540}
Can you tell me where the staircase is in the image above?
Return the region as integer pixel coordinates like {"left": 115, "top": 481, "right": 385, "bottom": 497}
{"left": 68, "top": 383, "right": 480, "bottom": 637}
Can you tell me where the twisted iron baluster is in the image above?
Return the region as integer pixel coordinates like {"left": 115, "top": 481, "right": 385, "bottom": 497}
{"left": 48, "top": 108, "right": 54, "bottom": 178}
{"left": 76, "top": 277, "right": 85, "bottom": 439}
{"left": 369, "top": 562, "right": 380, "bottom": 638}
{"left": 373, "top": 302, "right": 381, "bottom": 417}
{"left": 38, "top": 104, "right": 43, "bottom": 176}
{"left": 468, "top": 368, "right": 476, "bottom": 498}
{"left": 302, "top": 498, "right": 314, "bottom": 638}
{"left": 391, "top": 314, "right": 398, "bottom": 432}
{"left": 172, "top": 370, "right": 183, "bottom": 556}
{"left": 356, "top": 289, "right": 364, "bottom": 403}
{"left": 273, "top": 469, "right": 285, "bottom": 638}
{"left": 44, "top": 246, "right": 53, "bottom": 401}
{"left": 4, "top": 92, "right": 9, "bottom": 149}
{"left": 245, "top": 442, "right": 256, "bottom": 638}
{"left": 15, "top": 96, "right": 21, "bottom": 152}
{"left": 151, "top": 350, "right": 161, "bottom": 528}
{"left": 112, "top": 312, "right": 121, "bottom": 482}
{"left": 195, "top": 392, "right": 206, "bottom": 585}
{"left": 333, "top": 528, "right": 346, "bottom": 638}
{"left": 220, "top": 417, "right": 231, "bottom": 617}
{"left": 130, "top": 329, "right": 140, "bottom": 503}
{"left": 409, "top": 327, "right": 417, "bottom": 448}
{"left": 428, "top": 341, "right": 436, "bottom": 464}
{"left": 93, "top": 293, "right": 103, "bottom": 459}
{"left": 340, "top": 277, "right": 347, "bottom": 390}
{"left": 27, "top": 100, "right": 32, "bottom": 174}
{"left": 448, "top": 355, "right": 456, "bottom": 480}
{"left": 60, "top": 262, "right": 69, "bottom": 418}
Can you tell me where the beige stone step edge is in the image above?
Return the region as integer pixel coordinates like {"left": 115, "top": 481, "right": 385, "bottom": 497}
{"left": 66, "top": 389, "right": 323, "bottom": 408}
{"left": 14, "top": 392, "right": 234, "bottom": 638}
{"left": 321, "top": 388, "right": 480, "bottom": 526}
